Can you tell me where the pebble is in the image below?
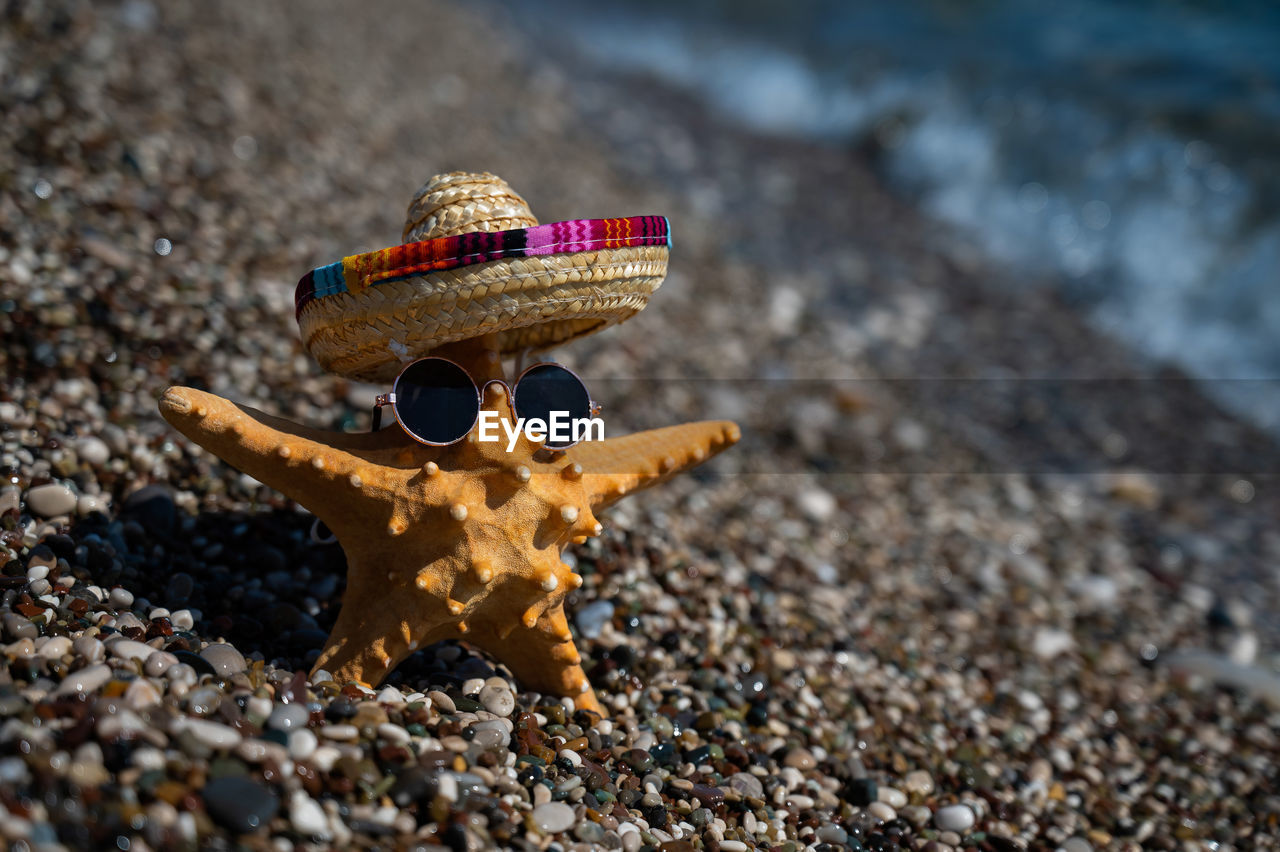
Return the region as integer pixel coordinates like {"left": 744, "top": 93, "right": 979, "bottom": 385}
{"left": 1058, "top": 839, "right": 1092, "bottom": 852}
{"left": 180, "top": 718, "right": 243, "bottom": 749}
{"left": 268, "top": 702, "right": 311, "bottom": 731}
{"left": 478, "top": 683, "right": 514, "bottom": 716}
{"left": 108, "top": 639, "right": 157, "bottom": 661}
{"left": 879, "top": 786, "right": 908, "bottom": 808}
{"left": 904, "top": 769, "right": 935, "bottom": 796}
{"left": 1033, "top": 627, "right": 1075, "bottom": 659}
{"left": 816, "top": 823, "right": 848, "bottom": 844}
{"left": 98, "top": 709, "right": 148, "bottom": 740}
{"left": 75, "top": 436, "right": 111, "bottom": 466}
{"left": 532, "top": 801, "right": 575, "bottom": 834}
{"left": 727, "top": 773, "right": 763, "bottom": 799}
{"left": 54, "top": 664, "right": 112, "bottom": 696}
{"left": 867, "top": 801, "right": 897, "bottom": 822}
{"left": 185, "top": 686, "right": 222, "bottom": 715}
{"left": 319, "top": 724, "right": 358, "bottom": 741}
{"left": 289, "top": 790, "right": 331, "bottom": 839}
{"left": 427, "top": 690, "right": 455, "bottom": 714}
{"left": 122, "top": 484, "right": 176, "bottom": 536}
{"left": 124, "top": 677, "right": 162, "bottom": 708}
{"left": 784, "top": 747, "right": 816, "bottom": 770}
{"left": 376, "top": 686, "right": 404, "bottom": 704}
{"left": 575, "top": 600, "right": 614, "bottom": 638}
{"left": 25, "top": 483, "right": 77, "bottom": 517}
{"left": 108, "top": 587, "right": 135, "bottom": 609}
{"left": 200, "top": 643, "right": 247, "bottom": 676}
{"left": 2, "top": 614, "right": 37, "bottom": 640}
{"left": 170, "top": 609, "right": 195, "bottom": 631}
{"left": 114, "top": 612, "right": 145, "bottom": 633}
{"left": 288, "top": 729, "right": 318, "bottom": 761}
{"left": 144, "top": 650, "right": 178, "bottom": 677}
{"left": 77, "top": 494, "right": 109, "bottom": 516}
{"left": 934, "top": 804, "right": 975, "bottom": 833}
{"left": 201, "top": 776, "right": 278, "bottom": 833}
{"left": 900, "top": 805, "right": 932, "bottom": 827}
{"left": 167, "top": 663, "right": 198, "bottom": 685}
{"left": 38, "top": 636, "right": 72, "bottom": 659}
{"left": 377, "top": 723, "right": 410, "bottom": 744}
{"left": 167, "top": 573, "right": 195, "bottom": 605}
{"left": 72, "top": 636, "right": 105, "bottom": 663}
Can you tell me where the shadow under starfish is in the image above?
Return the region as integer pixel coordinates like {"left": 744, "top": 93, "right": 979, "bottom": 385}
{"left": 158, "top": 338, "right": 738, "bottom": 714}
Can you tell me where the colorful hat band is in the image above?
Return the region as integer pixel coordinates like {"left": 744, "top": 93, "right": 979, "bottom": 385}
{"left": 295, "top": 215, "right": 671, "bottom": 318}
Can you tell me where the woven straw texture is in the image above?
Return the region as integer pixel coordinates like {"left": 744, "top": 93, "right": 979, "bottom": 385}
{"left": 299, "top": 172, "right": 667, "bottom": 383}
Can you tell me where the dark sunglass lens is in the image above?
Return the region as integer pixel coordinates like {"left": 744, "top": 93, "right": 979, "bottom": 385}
{"left": 514, "top": 364, "right": 592, "bottom": 449}
{"left": 395, "top": 359, "right": 478, "bottom": 444}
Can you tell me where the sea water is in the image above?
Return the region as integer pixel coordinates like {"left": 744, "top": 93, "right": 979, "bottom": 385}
{"left": 504, "top": 0, "right": 1280, "bottom": 433}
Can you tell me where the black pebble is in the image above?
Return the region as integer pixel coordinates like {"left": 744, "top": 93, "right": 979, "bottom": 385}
{"left": 201, "top": 776, "right": 278, "bottom": 834}
{"left": 122, "top": 484, "right": 177, "bottom": 537}
{"left": 326, "top": 696, "right": 358, "bottom": 720}
{"left": 843, "top": 777, "right": 878, "bottom": 806}
{"left": 172, "top": 650, "right": 217, "bottom": 677}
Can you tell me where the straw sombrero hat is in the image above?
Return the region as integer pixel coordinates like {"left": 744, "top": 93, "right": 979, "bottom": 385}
{"left": 294, "top": 171, "right": 670, "bottom": 383}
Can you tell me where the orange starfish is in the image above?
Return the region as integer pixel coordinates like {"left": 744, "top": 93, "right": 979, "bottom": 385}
{"left": 159, "top": 336, "right": 738, "bottom": 713}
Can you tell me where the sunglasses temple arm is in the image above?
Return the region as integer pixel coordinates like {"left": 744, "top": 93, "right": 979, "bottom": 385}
{"left": 371, "top": 392, "right": 396, "bottom": 432}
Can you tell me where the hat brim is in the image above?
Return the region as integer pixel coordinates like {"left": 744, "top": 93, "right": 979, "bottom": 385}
{"left": 296, "top": 217, "right": 670, "bottom": 383}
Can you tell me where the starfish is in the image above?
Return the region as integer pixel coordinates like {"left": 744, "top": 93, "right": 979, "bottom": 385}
{"left": 158, "top": 337, "right": 738, "bottom": 713}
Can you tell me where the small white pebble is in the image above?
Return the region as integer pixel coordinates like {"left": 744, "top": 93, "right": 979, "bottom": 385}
{"left": 867, "top": 801, "right": 896, "bottom": 822}
{"left": 878, "top": 786, "right": 907, "bottom": 809}
{"left": 308, "top": 745, "right": 340, "bottom": 773}
{"left": 934, "top": 804, "right": 976, "bottom": 833}
{"left": 288, "top": 729, "right": 318, "bottom": 761}
{"left": 319, "top": 724, "right": 359, "bottom": 741}
{"left": 377, "top": 723, "right": 410, "bottom": 745}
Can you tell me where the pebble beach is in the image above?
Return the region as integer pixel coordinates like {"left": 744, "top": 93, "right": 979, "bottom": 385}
{"left": 3, "top": 1, "right": 1280, "bottom": 850}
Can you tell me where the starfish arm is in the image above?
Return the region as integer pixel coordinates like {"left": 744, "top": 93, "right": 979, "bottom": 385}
{"left": 478, "top": 603, "right": 602, "bottom": 715}
{"left": 570, "top": 420, "right": 740, "bottom": 510}
{"left": 158, "top": 386, "right": 394, "bottom": 533}
{"left": 310, "top": 569, "right": 434, "bottom": 687}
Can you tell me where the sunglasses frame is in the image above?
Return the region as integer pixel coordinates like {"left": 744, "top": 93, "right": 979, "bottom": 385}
{"left": 373, "top": 356, "right": 601, "bottom": 449}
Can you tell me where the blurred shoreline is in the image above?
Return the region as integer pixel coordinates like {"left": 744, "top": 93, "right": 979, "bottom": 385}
{"left": 492, "top": 0, "right": 1280, "bottom": 435}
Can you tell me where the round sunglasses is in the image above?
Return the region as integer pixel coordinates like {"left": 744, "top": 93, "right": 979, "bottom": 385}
{"left": 372, "top": 357, "right": 600, "bottom": 449}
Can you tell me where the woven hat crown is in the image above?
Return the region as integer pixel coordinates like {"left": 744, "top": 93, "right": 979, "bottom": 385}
{"left": 404, "top": 172, "right": 539, "bottom": 242}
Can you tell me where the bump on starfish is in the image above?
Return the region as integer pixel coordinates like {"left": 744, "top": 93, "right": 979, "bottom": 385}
{"left": 158, "top": 336, "right": 738, "bottom": 713}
